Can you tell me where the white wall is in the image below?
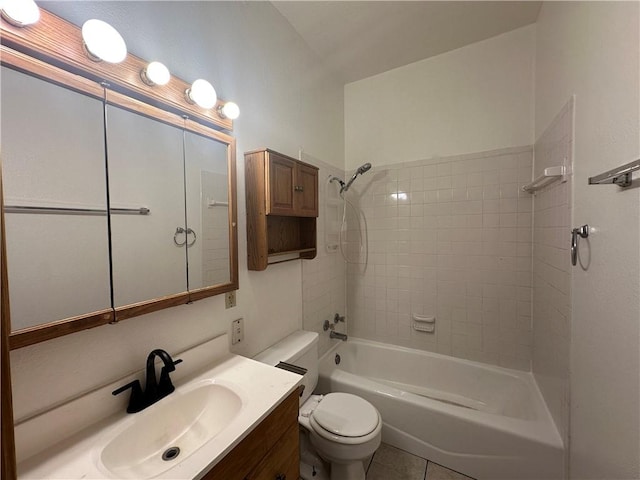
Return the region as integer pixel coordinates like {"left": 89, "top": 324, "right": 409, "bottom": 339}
{"left": 535, "top": 2, "right": 640, "bottom": 479}
{"left": 9, "top": 1, "right": 344, "bottom": 423}
{"left": 344, "top": 25, "right": 535, "bottom": 170}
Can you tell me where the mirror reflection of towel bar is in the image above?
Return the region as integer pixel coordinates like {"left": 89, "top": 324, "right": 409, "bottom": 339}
{"left": 4, "top": 205, "right": 150, "bottom": 215}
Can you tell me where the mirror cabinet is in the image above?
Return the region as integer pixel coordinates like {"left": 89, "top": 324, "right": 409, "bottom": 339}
{"left": 0, "top": 9, "right": 238, "bottom": 349}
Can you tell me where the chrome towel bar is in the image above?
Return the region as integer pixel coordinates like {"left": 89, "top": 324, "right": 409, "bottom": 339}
{"left": 4, "top": 205, "right": 150, "bottom": 215}
{"left": 588, "top": 158, "right": 640, "bottom": 187}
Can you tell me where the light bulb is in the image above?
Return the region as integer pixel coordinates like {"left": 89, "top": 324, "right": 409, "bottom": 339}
{"left": 141, "top": 61, "right": 170, "bottom": 86}
{"left": 81, "top": 19, "right": 127, "bottom": 64}
{"left": 1, "top": 0, "right": 40, "bottom": 26}
{"left": 219, "top": 101, "right": 240, "bottom": 120}
{"left": 185, "top": 79, "right": 217, "bottom": 109}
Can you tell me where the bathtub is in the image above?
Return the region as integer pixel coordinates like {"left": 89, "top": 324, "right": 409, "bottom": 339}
{"left": 315, "top": 338, "right": 563, "bottom": 480}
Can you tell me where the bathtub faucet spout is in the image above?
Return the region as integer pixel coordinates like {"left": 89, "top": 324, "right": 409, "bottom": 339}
{"left": 330, "top": 331, "right": 348, "bottom": 341}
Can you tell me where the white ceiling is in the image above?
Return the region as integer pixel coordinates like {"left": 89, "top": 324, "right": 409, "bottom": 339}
{"left": 272, "top": 1, "right": 542, "bottom": 84}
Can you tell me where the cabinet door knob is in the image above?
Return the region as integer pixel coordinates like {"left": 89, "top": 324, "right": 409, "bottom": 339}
{"left": 294, "top": 185, "right": 304, "bottom": 192}
{"left": 275, "top": 475, "right": 286, "bottom": 480}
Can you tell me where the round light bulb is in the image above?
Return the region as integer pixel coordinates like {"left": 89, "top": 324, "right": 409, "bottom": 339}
{"left": 141, "top": 61, "right": 170, "bottom": 86}
{"left": 81, "top": 19, "right": 127, "bottom": 64}
{"left": 186, "top": 79, "right": 217, "bottom": 109}
{"left": 220, "top": 102, "right": 240, "bottom": 120}
{"left": 1, "top": 0, "right": 40, "bottom": 26}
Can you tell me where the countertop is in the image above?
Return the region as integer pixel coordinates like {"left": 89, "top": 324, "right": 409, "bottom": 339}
{"left": 17, "top": 353, "right": 302, "bottom": 479}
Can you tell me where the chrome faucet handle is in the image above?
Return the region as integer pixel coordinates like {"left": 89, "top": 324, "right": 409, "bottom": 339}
{"left": 323, "top": 319, "right": 334, "bottom": 331}
{"left": 334, "top": 313, "right": 345, "bottom": 323}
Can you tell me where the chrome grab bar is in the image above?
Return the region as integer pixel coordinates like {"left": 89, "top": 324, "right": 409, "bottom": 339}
{"left": 571, "top": 225, "right": 589, "bottom": 266}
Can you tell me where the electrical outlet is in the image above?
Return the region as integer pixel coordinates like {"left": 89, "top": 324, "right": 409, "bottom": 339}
{"left": 225, "top": 290, "right": 236, "bottom": 309}
{"left": 231, "top": 318, "right": 244, "bottom": 345}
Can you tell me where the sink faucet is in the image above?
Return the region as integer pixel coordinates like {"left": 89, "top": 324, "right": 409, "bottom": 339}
{"left": 113, "top": 349, "right": 182, "bottom": 413}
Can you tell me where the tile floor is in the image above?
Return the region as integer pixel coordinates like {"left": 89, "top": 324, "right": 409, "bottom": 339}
{"left": 366, "top": 443, "right": 476, "bottom": 480}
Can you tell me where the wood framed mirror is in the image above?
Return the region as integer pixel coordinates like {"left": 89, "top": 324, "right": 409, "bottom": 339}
{"left": 0, "top": 8, "right": 238, "bottom": 350}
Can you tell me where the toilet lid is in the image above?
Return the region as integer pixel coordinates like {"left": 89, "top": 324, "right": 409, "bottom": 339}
{"left": 311, "top": 392, "right": 379, "bottom": 437}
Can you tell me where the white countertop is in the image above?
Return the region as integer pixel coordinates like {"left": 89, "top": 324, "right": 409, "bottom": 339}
{"left": 17, "top": 353, "right": 302, "bottom": 479}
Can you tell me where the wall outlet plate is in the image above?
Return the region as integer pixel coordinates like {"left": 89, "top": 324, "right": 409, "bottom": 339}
{"left": 231, "top": 318, "right": 243, "bottom": 345}
{"left": 225, "top": 290, "right": 236, "bottom": 309}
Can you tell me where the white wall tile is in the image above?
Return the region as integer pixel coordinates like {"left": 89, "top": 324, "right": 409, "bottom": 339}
{"left": 347, "top": 146, "right": 533, "bottom": 369}
{"left": 531, "top": 97, "right": 573, "bottom": 459}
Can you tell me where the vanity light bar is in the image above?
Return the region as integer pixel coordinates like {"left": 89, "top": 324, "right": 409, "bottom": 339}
{"left": 185, "top": 79, "right": 217, "bottom": 109}
{"left": 1, "top": 5, "right": 237, "bottom": 127}
{"left": 140, "top": 61, "right": 170, "bottom": 86}
{"left": 218, "top": 102, "right": 240, "bottom": 120}
{"left": 0, "top": 0, "right": 40, "bottom": 27}
{"left": 81, "top": 19, "right": 127, "bottom": 64}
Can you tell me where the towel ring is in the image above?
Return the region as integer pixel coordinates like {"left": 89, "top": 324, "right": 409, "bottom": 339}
{"left": 174, "top": 227, "right": 187, "bottom": 246}
{"left": 186, "top": 228, "right": 197, "bottom": 247}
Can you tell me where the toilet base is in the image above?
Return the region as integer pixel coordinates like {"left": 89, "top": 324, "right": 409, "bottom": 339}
{"left": 330, "top": 461, "right": 366, "bottom": 480}
{"left": 300, "top": 460, "right": 330, "bottom": 480}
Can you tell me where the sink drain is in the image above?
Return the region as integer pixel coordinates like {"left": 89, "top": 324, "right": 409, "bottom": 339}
{"left": 162, "top": 447, "right": 181, "bottom": 462}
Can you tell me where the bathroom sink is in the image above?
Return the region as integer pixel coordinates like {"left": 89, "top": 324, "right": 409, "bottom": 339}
{"left": 100, "top": 383, "right": 242, "bottom": 479}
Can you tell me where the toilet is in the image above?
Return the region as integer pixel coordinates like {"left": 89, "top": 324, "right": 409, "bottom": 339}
{"left": 255, "top": 331, "right": 381, "bottom": 480}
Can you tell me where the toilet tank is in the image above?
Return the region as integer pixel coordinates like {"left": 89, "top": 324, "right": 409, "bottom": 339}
{"left": 254, "top": 331, "right": 319, "bottom": 405}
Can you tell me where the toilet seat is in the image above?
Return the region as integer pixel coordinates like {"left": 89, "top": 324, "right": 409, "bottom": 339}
{"left": 307, "top": 392, "right": 381, "bottom": 445}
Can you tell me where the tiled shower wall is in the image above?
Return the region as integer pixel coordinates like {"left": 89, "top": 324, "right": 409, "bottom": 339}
{"left": 302, "top": 157, "right": 347, "bottom": 357}
{"left": 346, "top": 146, "right": 534, "bottom": 370}
{"left": 532, "top": 98, "right": 573, "bottom": 456}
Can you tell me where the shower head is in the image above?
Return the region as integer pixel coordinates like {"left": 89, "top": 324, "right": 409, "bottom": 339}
{"left": 356, "top": 162, "right": 372, "bottom": 175}
{"left": 342, "top": 162, "right": 372, "bottom": 193}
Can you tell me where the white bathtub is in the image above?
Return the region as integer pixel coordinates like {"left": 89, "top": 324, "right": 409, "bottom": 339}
{"left": 316, "top": 338, "right": 563, "bottom": 480}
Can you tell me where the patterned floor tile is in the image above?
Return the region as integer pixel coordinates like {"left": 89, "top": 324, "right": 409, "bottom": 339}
{"left": 367, "top": 443, "right": 427, "bottom": 480}
{"left": 425, "top": 461, "right": 475, "bottom": 480}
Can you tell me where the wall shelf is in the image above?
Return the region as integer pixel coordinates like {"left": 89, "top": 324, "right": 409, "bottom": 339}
{"left": 522, "top": 165, "right": 566, "bottom": 193}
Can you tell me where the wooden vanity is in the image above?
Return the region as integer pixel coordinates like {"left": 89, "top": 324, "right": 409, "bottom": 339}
{"left": 203, "top": 389, "right": 299, "bottom": 480}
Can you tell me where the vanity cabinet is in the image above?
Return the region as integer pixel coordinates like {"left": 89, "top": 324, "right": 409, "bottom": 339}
{"left": 245, "top": 149, "right": 318, "bottom": 270}
{"left": 202, "top": 389, "right": 299, "bottom": 480}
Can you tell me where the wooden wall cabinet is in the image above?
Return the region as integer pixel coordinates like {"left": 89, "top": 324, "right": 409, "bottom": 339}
{"left": 202, "top": 389, "right": 300, "bottom": 480}
{"left": 245, "top": 149, "right": 318, "bottom": 270}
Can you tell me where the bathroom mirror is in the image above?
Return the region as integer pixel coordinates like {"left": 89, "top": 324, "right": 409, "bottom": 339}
{"left": 105, "top": 101, "right": 236, "bottom": 314}
{"left": 0, "top": 66, "right": 113, "bottom": 335}
{"left": 184, "top": 130, "right": 232, "bottom": 290}
{"left": 0, "top": 9, "right": 238, "bottom": 347}
{"left": 106, "top": 103, "right": 189, "bottom": 308}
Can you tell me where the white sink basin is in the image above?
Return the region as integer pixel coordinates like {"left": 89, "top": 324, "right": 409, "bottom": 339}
{"left": 100, "top": 383, "right": 242, "bottom": 479}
